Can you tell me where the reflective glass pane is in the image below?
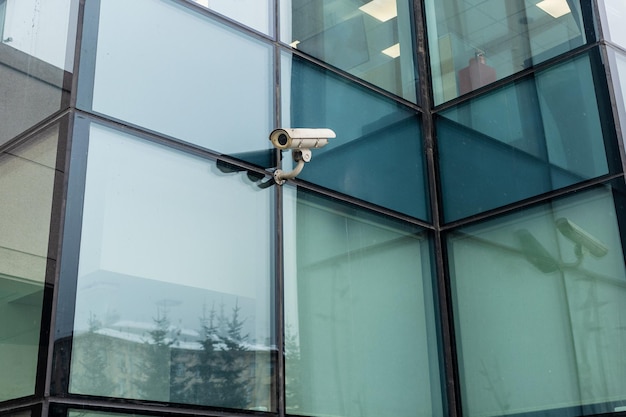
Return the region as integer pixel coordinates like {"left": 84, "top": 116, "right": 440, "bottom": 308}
{"left": 284, "top": 187, "right": 443, "bottom": 417}
{"left": 607, "top": 48, "right": 626, "bottom": 152}
{"left": 438, "top": 51, "right": 613, "bottom": 222}
{"left": 282, "top": 54, "right": 429, "bottom": 220}
{"left": 448, "top": 184, "right": 626, "bottom": 416}
{"left": 0, "top": 0, "right": 77, "bottom": 144}
{"left": 598, "top": 0, "right": 626, "bottom": 48}
{"left": 190, "top": 0, "right": 272, "bottom": 35}
{"left": 82, "top": 0, "right": 273, "bottom": 165}
{"left": 0, "top": 125, "right": 59, "bottom": 401}
{"left": 280, "top": 0, "right": 418, "bottom": 102}
{"left": 68, "top": 123, "right": 275, "bottom": 411}
{"left": 426, "top": 0, "right": 586, "bottom": 104}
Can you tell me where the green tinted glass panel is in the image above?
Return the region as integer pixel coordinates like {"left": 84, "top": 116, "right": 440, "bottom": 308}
{"left": 68, "top": 123, "right": 275, "bottom": 411}
{"left": 280, "top": 0, "right": 417, "bottom": 102}
{"left": 282, "top": 54, "right": 429, "bottom": 220}
{"left": 0, "top": 0, "right": 76, "bottom": 144}
{"left": 448, "top": 184, "right": 626, "bottom": 416}
{"left": 608, "top": 48, "right": 626, "bottom": 152}
{"left": 426, "top": 0, "right": 587, "bottom": 104}
{"left": 0, "top": 124, "right": 59, "bottom": 400}
{"left": 438, "top": 51, "right": 613, "bottom": 222}
{"left": 81, "top": 0, "right": 273, "bottom": 166}
{"left": 284, "top": 187, "right": 443, "bottom": 417}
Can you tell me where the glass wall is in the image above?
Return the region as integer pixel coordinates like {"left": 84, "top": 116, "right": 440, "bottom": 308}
{"left": 597, "top": 0, "right": 626, "bottom": 48}
{"left": 66, "top": 121, "right": 275, "bottom": 410}
{"left": 438, "top": 50, "right": 615, "bottom": 221}
{"left": 283, "top": 187, "right": 443, "bottom": 417}
{"left": 280, "top": 0, "right": 418, "bottom": 102}
{"left": 448, "top": 184, "right": 626, "bottom": 416}
{"left": 78, "top": 0, "right": 273, "bottom": 166}
{"left": 0, "top": 124, "right": 59, "bottom": 401}
{"left": 282, "top": 53, "right": 429, "bottom": 220}
{"left": 0, "top": 0, "right": 77, "bottom": 144}
{"left": 190, "top": 0, "right": 272, "bottom": 35}
{"left": 426, "top": 0, "right": 587, "bottom": 104}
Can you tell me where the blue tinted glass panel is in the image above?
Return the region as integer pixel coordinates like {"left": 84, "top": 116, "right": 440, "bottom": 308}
{"left": 426, "top": 0, "right": 587, "bottom": 104}
{"left": 283, "top": 187, "right": 443, "bottom": 417}
{"left": 282, "top": 54, "right": 429, "bottom": 220}
{"left": 438, "top": 51, "right": 613, "bottom": 221}
{"left": 68, "top": 122, "right": 275, "bottom": 411}
{"left": 190, "top": 0, "right": 272, "bottom": 35}
{"left": 81, "top": 0, "right": 273, "bottom": 166}
{"left": 598, "top": 0, "right": 626, "bottom": 48}
{"left": 448, "top": 184, "right": 626, "bottom": 416}
{"left": 280, "top": 0, "right": 418, "bottom": 102}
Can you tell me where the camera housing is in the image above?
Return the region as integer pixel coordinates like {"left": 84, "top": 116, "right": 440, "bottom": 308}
{"left": 556, "top": 218, "right": 608, "bottom": 258}
{"left": 269, "top": 128, "right": 336, "bottom": 150}
{"left": 269, "top": 128, "right": 336, "bottom": 185}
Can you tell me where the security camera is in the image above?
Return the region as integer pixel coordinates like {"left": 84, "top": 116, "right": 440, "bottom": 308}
{"left": 269, "top": 128, "right": 336, "bottom": 150}
{"left": 269, "top": 128, "right": 336, "bottom": 185}
{"left": 556, "top": 218, "right": 608, "bottom": 258}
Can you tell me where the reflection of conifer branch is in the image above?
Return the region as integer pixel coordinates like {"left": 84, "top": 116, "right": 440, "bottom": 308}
{"left": 172, "top": 299, "right": 251, "bottom": 408}
{"left": 479, "top": 358, "right": 511, "bottom": 413}
{"left": 73, "top": 312, "right": 116, "bottom": 395}
{"left": 285, "top": 323, "right": 301, "bottom": 412}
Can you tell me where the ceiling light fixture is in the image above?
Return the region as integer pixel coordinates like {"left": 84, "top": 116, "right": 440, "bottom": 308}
{"left": 536, "top": 0, "right": 571, "bottom": 18}
{"left": 382, "top": 43, "right": 400, "bottom": 58}
{"left": 359, "top": 0, "right": 397, "bottom": 22}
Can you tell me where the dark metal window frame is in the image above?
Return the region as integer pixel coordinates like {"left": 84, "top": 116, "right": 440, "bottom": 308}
{"left": 0, "top": 0, "right": 624, "bottom": 416}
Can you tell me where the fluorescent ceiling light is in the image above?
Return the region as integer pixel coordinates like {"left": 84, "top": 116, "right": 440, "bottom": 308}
{"left": 536, "top": 0, "right": 571, "bottom": 18}
{"left": 359, "top": 0, "right": 397, "bottom": 22}
{"left": 194, "top": 0, "right": 210, "bottom": 7}
{"left": 290, "top": 40, "right": 300, "bottom": 48}
{"left": 382, "top": 43, "right": 400, "bottom": 58}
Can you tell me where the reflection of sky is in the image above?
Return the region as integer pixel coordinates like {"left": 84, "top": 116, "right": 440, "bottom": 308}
{"left": 92, "top": 0, "right": 272, "bottom": 155}
{"left": 74, "top": 123, "right": 272, "bottom": 345}
{"left": 192, "top": 0, "right": 271, "bottom": 35}
{"left": 3, "top": 0, "right": 76, "bottom": 70}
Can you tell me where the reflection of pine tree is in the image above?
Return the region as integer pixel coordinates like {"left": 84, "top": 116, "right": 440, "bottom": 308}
{"left": 74, "top": 313, "right": 116, "bottom": 395}
{"left": 285, "top": 323, "right": 301, "bottom": 412}
{"left": 215, "top": 300, "right": 249, "bottom": 408}
{"left": 136, "top": 307, "right": 179, "bottom": 400}
{"left": 171, "top": 301, "right": 250, "bottom": 408}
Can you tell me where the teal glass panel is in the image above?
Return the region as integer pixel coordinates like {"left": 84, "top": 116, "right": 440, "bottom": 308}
{"left": 190, "top": 0, "right": 272, "bottom": 35}
{"left": 283, "top": 187, "right": 443, "bottom": 417}
{"left": 280, "top": 0, "right": 418, "bottom": 102}
{"left": 448, "top": 184, "right": 626, "bottom": 416}
{"left": 0, "top": 0, "right": 77, "bottom": 144}
{"left": 68, "top": 123, "right": 275, "bottom": 411}
{"left": 438, "top": 51, "right": 613, "bottom": 222}
{"left": 598, "top": 0, "right": 626, "bottom": 48}
{"left": 426, "top": 0, "right": 587, "bottom": 104}
{"left": 607, "top": 47, "right": 626, "bottom": 152}
{"left": 281, "top": 53, "right": 429, "bottom": 220}
{"left": 81, "top": 0, "right": 273, "bottom": 166}
{"left": 0, "top": 124, "right": 59, "bottom": 400}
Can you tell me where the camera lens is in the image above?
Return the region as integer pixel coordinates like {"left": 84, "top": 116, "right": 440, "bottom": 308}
{"left": 278, "top": 133, "right": 288, "bottom": 146}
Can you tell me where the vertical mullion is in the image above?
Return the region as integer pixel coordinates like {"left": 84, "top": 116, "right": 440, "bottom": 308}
{"left": 413, "top": 0, "right": 461, "bottom": 415}
{"left": 273, "top": 0, "right": 287, "bottom": 412}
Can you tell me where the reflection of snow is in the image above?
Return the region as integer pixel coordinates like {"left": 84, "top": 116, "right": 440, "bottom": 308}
{"left": 87, "top": 327, "right": 273, "bottom": 352}
{"left": 73, "top": 269, "right": 268, "bottom": 344}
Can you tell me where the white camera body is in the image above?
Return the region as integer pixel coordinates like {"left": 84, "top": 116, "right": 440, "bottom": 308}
{"left": 268, "top": 128, "right": 336, "bottom": 185}
{"left": 269, "top": 128, "right": 336, "bottom": 150}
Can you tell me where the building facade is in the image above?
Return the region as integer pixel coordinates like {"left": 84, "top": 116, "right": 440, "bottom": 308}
{"left": 0, "top": 1, "right": 626, "bottom": 417}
